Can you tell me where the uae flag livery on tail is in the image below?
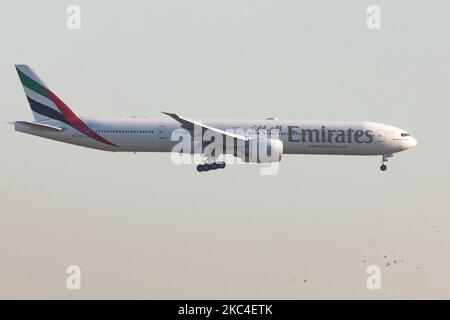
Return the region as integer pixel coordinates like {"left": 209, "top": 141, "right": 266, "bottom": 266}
{"left": 15, "top": 65, "right": 117, "bottom": 147}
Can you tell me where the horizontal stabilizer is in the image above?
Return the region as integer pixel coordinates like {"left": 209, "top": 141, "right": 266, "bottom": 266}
{"left": 14, "top": 121, "right": 64, "bottom": 132}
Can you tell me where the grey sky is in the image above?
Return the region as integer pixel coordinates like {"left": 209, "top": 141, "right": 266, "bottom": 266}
{"left": 0, "top": 0, "right": 449, "bottom": 299}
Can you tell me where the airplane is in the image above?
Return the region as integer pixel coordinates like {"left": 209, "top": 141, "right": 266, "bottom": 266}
{"left": 12, "top": 65, "right": 417, "bottom": 173}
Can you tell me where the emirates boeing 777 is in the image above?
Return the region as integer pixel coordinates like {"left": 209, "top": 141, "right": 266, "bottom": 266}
{"left": 12, "top": 65, "right": 417, "bottom": 172}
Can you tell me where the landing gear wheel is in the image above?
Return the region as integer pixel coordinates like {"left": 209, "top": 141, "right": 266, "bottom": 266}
{"left": 380, "top": 164, "right": 387, "bottom": 171}
{"left": 197, "top": 159, "right": 226, "bottom": 172}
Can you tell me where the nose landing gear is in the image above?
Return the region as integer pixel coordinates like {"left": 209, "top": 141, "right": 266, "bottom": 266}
{"left": 380, "top": 154, "right": 393, "bottom": 171}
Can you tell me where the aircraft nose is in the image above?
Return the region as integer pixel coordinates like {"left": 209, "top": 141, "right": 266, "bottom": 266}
{"left": 405, "top": 136, "right": 417, "bottom": 149}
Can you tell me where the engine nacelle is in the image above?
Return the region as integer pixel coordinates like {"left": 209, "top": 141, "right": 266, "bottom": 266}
{"left": 235, "top": 138, "right": 283, "bottom": 163}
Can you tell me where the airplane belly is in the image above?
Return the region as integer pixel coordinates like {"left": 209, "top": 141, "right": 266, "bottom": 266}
{"left": 283, "top": 140, "right": 392, "bottom": 156}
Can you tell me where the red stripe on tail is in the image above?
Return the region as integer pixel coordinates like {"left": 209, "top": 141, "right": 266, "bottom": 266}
{"left": 45, "top": 89, "right": 118, "bottom": 147}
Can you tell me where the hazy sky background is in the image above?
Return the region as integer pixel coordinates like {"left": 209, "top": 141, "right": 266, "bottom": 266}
{"left": 1, "top": 0, "right": 449, "bottom": 299}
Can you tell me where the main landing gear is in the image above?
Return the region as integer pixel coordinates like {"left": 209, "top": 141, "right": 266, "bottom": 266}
{"left": 196, "top": 162, "right": 226, "bottom": 172}
{"left": 380, "top": 154, "right": 393, "bottom": 171}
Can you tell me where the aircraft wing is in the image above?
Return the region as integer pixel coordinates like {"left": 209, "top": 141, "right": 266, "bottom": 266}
{"left": 162, "top": 112, "right": 249, "bottom": 141}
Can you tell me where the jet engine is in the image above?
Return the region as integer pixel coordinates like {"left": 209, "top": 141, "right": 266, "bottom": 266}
{"left": 235, "top": 138, "right": 283, "bottom": 163}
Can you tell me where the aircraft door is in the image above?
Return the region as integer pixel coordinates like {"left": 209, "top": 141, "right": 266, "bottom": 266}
{"left": 158, "top": 126, "right": 166, "bottom": 139}
{"left": 377, "top": 130, "right": 385, "bottom": 142}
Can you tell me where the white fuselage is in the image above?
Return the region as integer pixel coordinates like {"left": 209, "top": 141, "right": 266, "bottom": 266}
{"left": 15, "top": 117, "right": 417, "bottom": 156}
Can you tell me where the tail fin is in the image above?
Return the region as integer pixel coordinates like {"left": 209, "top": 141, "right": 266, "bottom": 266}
{"left": 15, "top": 65, "right": 76, "bottom": 124}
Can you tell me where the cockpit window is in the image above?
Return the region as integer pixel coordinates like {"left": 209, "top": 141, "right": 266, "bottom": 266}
{"left": 401, "top": 133, "right": 410, "bottom": 137}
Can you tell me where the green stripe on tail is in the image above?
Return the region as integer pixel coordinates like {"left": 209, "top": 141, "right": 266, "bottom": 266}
{"left": 16, "top": 67, "right": 49, "bottom": 98}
